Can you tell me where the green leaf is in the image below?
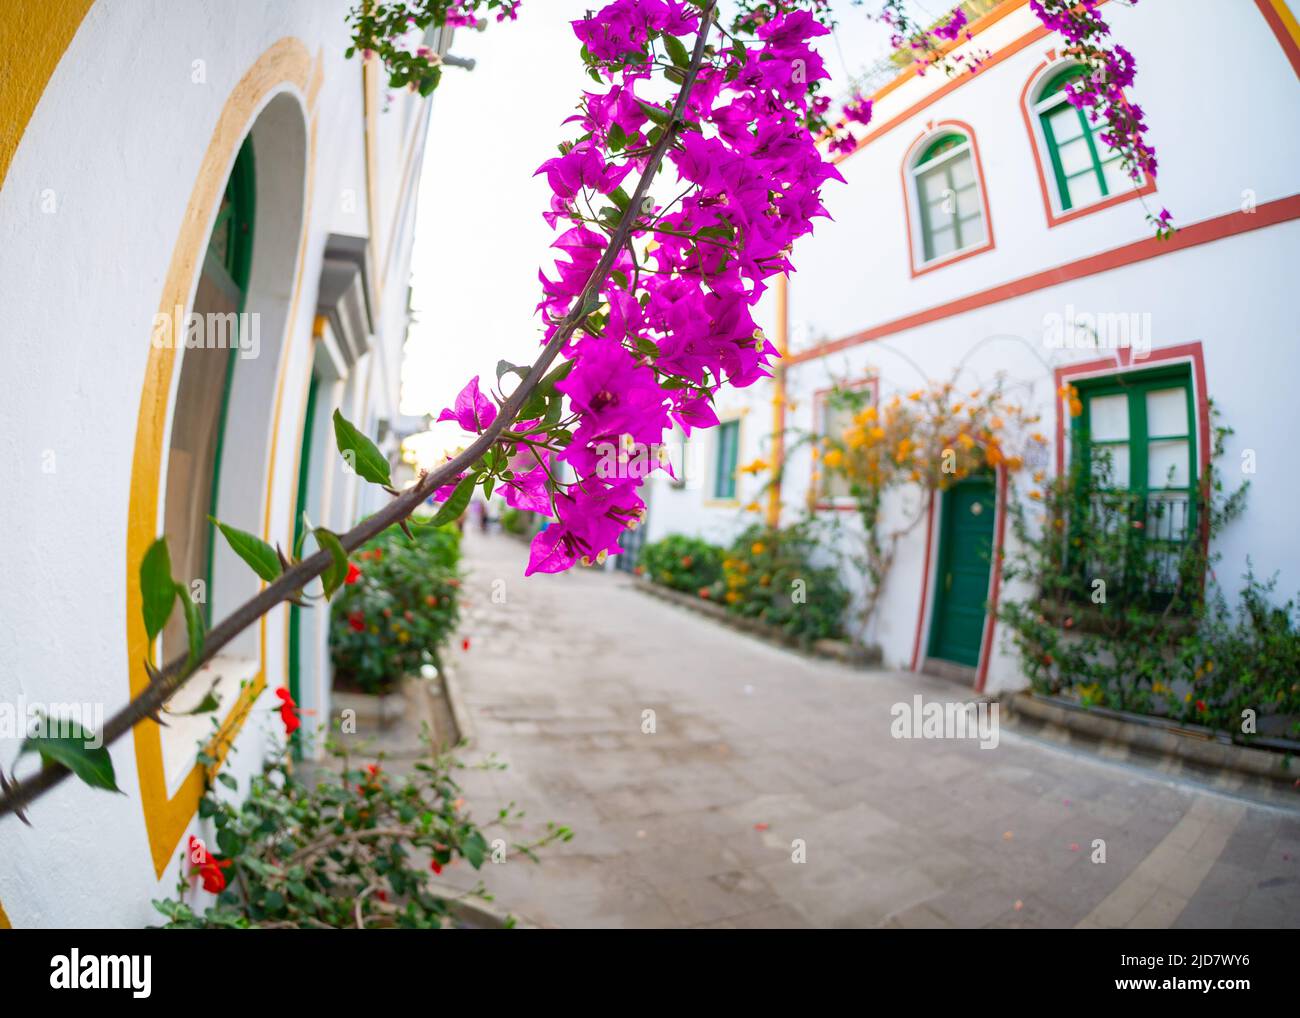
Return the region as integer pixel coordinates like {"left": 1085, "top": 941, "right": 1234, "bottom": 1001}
{"left": 543, "top": 393, "right": 565, "bottom": 428}
{"left": 519, "top": 390, "right": 549, "bottom": 421}
{"left": 609, "top": 185, "right": 631, "bottom": 210}
{"left": 662, "top": 33, "right": 690, "bottom": 69}
{"left": 210, "top": 517, "right": 281, "bottom": 583}
{"left": 540, "top": 358, "right": 574, "bottom": 392}
{"left": 637, "top": 100, "right": 671, "bottom": 126}
{"left": 496, "top": 359, "right": 528, "bottom": 382}
{"left": 140, "top": 537, "right": 177, "bottom": 642}
{"left": 20, "top": 714, "right": 121, "bottom": 793}
{"left": 174, "top": 683, "right": 222, "bottom": 716}
{"left": 482, "top": 475, "right": 496, "bottom": 502}
{"left": 332, "top": 409, "right": 392, "bottom": 486}
{"left": 314, "top": 527, "right": 349, "bottom": 600}
{"left": 429, "top": 476, "right": 476, "bottom": 527}
{"left": 176, "top": 582, "right": 205, "bottom": 668}
{"left": 462, "top": 830, "right": 488, "bottom": 869}
{"left": 216, "top": 827, "right": 243, "bottom": 857}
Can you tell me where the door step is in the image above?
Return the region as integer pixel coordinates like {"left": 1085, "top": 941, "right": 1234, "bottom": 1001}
{"left": 921, "top": 657, "right": 977, "bottom": 687}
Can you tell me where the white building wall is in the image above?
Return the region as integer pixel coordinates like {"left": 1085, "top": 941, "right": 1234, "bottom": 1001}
{"left": 0, "top": 1, "right": 443, "bottom": 927}
{"left": 644, "top": 0, "right": 1300, "bottom": 693}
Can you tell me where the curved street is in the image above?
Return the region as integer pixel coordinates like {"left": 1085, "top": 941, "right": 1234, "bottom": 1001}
{"left": 437, "top": 531, "right": 1300, "bottom": 929}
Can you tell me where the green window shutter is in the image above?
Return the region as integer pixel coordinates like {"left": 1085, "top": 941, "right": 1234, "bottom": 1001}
{"left": 713, "top": 420, "right": 739, "bottom": 500}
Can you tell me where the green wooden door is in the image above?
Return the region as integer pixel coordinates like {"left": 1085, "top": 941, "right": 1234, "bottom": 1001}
{"left": 928, "top": 476, "right": 996, "bottom": 667}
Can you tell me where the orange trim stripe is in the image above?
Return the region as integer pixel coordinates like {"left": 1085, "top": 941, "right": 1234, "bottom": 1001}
{"left": 790, "top": 195, "right": 1300, "bottom": 366}
{"left": 837, "top": 23, "right": 1051, "bottom": 166}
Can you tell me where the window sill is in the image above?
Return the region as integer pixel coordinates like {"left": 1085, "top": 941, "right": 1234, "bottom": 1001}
{"left": 910, "top": 236, "right": 995, "bottom": 278}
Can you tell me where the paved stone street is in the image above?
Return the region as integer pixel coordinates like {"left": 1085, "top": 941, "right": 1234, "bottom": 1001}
{"left": 435, "top": 531, "right": 1300, "bottom": 929}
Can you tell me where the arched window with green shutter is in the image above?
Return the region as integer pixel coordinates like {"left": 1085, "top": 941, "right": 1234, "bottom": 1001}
{"left": 910, "top": 131, "right": 986, "bottom": 264}
{"left": 1034, "top": 65, "right": 1135, "bottom": 212}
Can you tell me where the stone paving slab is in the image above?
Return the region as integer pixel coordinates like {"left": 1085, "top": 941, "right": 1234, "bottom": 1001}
{"left": 431, "top": 532, "right": 1300, "bottom": 929}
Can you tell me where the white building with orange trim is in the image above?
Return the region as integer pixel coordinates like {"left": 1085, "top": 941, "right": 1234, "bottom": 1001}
{"left": 0, "top": 2, "right": 451, "bottom": 926}
{"left": 643, "top": 0, "right": 1300, "bottom": 693}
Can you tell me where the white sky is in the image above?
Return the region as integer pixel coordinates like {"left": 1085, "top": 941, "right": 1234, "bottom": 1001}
{"left": 400, "top": 0, "right": 897, "bottom": 465}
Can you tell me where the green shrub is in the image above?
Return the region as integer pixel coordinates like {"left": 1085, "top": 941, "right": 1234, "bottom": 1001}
{"left": 717, "top": 521, "right": 849, "bottom": 643}
{"left": 329, "top": 522, "right": 462, "bottom": 695}
{"left": 153, "top": 735, "right": 571, "bottom": 929}
{"left": 638, "top": 533, "right": 725, "bottom": 594}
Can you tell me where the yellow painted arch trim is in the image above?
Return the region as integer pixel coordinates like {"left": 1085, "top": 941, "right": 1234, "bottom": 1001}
{"left": 0, "top": 0, "right": 93, "bottom": 189}
{"left": 127, "top": 37, "right": 314, "bottom": 877}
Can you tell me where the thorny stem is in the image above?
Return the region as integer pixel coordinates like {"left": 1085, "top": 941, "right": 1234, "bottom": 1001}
{"left": 0, "top": 0, "right": 720, "bottom": 824}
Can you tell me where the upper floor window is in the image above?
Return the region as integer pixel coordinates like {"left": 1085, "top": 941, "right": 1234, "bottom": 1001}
{"left": 1034, "top": 66, "right": 1134, "bottom": 212}
{"left": 910, "top": 131, "right": 987, "bottom": 265}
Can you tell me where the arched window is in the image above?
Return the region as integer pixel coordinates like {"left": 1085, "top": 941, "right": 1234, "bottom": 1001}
{"left": 909, "top": 130, "right": 987, "bottom": 266}
{"left": 1033, "top": 65, "right": 1134, "bottom": 212}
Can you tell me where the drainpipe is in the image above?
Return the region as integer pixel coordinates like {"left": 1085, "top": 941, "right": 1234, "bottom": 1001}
{"left": 766, "top": 273, "right": 789, "bottom": 529}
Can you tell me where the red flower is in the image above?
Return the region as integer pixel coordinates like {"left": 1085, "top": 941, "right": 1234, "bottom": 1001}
{"left": 345, "top": 562, "right": 362, "bottom": 585}
{"left": 188, "top": 836, "right": 232, "bottom": 894}
{"left": 348, "top": 611, "right": 366, "bottom": 633}
{"left": 430, "top": 860, "right": 443, "bottom": 875}
{"left": 1195, "top": 699, "right": 1207, "bottom": 713}
{"left": 461, "top": 637, "right": 470, "bottom": 652}
{"left": 275, "top": 687, "right": 300, "bottom": 736}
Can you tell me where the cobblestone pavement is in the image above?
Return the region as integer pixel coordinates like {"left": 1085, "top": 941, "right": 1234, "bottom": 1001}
{"left": 433, "top": 531, "right": 1300, "bottom": 929}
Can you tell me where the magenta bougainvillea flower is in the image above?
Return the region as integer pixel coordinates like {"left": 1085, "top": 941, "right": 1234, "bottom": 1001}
{"left": 436, "top": 375, "right": 497, "bottom": 433}
{"left": 427, "top": 0, "right": 1161, "bottom": 578}
{"left": 419, "top": 1, "right": 845, "bottom": 576}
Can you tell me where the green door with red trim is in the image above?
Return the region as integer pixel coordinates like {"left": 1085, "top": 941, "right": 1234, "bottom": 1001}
{"left": 928, "top": 476, "right": 996, "bottom": 667}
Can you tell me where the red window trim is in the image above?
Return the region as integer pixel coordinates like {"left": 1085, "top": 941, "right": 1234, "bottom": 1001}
{"left": 1019, "top": 53, "right": 1158, "bottom": 230}
{"left": 1053, "top": 341, "right": 1213, "bottom": 557}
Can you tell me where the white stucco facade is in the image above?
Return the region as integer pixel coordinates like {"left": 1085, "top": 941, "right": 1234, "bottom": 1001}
{"left": 643, "top": 0, "right": 1300, "bottom": 692}
{"left": 0, "top": 1, "right": 445, "bottom": 926}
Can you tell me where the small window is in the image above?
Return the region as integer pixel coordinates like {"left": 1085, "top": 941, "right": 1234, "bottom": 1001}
{"left": 911, "top": 132, "right": 986, "bottom": 264}
{"left": 1035, "top": 66, "right": 1135, "bottom": 212}
{"left": 1072, "top": 365, "right": 1197, "bottom": 597}
{"left": 712, "top": 419, "right": 739, "bottom": 500}
{"left": 818, "top": 383, "right": 874, "bottom": 503}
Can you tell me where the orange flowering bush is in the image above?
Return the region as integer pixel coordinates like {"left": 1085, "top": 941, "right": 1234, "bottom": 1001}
{"left": 811, "top": 376, "right": 1037, "bottom": 629}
